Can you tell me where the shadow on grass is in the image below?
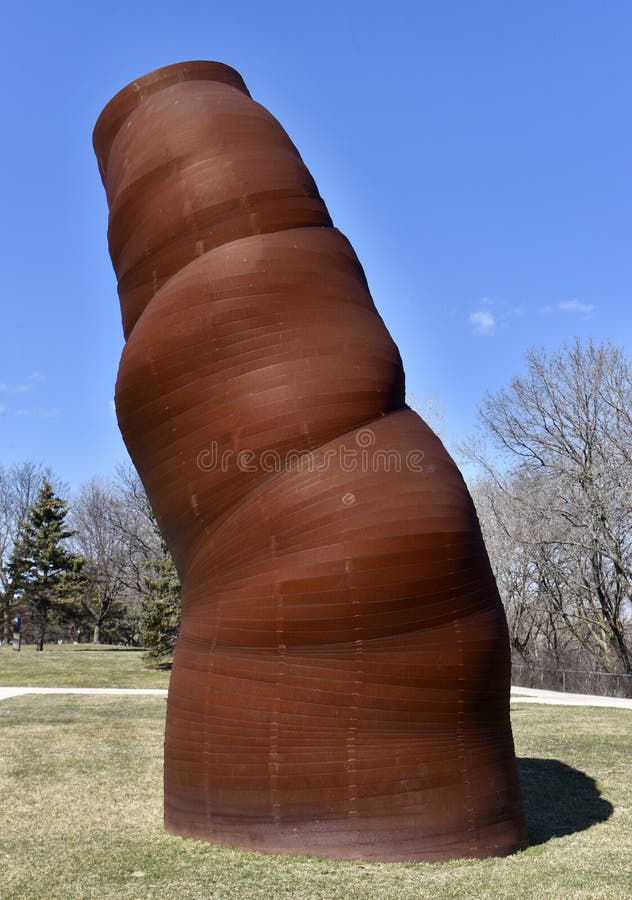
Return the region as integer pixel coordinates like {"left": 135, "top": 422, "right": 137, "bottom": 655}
{"left": 518, "top": 757, "right": 613, "bottom": 845}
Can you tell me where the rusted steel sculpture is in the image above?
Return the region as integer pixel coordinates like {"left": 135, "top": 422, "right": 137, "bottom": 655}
{"left": 94, "top": 61, "right": 527, "bottom": 861}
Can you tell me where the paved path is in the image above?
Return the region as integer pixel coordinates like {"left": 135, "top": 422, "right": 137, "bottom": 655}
{"left": 510, "top": 685, "right": 632, "bottom": 709}
{"left": 1, "top": 685, "right": 631, "bottom": 708}
{"left": 0, "top": 686, "right": 167, "bottom": 701}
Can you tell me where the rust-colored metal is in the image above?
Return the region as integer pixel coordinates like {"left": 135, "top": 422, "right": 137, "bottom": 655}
{"left": 94, "top": 61, "right": 527, "bottom": 861}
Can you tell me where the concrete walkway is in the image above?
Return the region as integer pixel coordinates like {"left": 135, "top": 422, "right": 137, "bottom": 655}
{"left": 510, "top": 685, "right": 632, "bottom": 709}
{"left": 1, "top": 684, "right": 631, "bottom": 708}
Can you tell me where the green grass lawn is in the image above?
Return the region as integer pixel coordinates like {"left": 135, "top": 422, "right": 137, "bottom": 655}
{"left": 0, "top": 696, "right": 630, "bottom": 900}
{"left": 0, "top": 644, "right": 170, "bottom": 689}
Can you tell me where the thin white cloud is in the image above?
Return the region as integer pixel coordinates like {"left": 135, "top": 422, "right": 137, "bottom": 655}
{"left": 3, "top": 406, "right": 61, "bottom": 419}
{"left": 471, "top": 296, "right": 594, "bottom": 334}
{"left": 541, "top": 299, "right": 595, "bottom": 316}
{"left": 470, "top": 310, "right": 496, "bottom": 336}
{"left": 0, "top": 372, "right": 54, "bottom": 417}
{"left": 558, "top": 299, "right": 595, "bottom": 315}
{"left": 471, "top": 298, "right": 525, "bottom": 334}
{"left": 0, "top": 380, "right": 34, "bottom": 394}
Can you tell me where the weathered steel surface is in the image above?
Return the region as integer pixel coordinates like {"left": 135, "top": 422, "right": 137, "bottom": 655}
{"left": 94, "top": 61, "right": 527, "bottom": 861}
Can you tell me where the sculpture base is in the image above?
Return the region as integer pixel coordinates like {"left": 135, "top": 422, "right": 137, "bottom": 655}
{"left": 163, "top": 633, "right": 527, "bottom": 862}
{"left": 164, "top": 794, "right": 527, "bottom": 862}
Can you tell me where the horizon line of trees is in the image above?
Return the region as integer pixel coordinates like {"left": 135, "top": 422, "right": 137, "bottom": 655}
{"left": 1, "top": 337, "right": 630, "bottom": 679}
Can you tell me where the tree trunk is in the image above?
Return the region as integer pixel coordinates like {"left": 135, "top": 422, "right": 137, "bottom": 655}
{"left": 93, "top": 622, "right": 101, "bottom": 644}
{"left": 36, "top": 603, "right": 47, "bottom": 651}
{"left": 2, "top": 591, "right": 10, "bottom": 646}
{"left": 612, "top": 625, "right": 632, "bottom": 675}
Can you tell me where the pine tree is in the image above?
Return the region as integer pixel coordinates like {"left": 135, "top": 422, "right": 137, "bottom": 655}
{"left": 9, "top": 481, "right": 85, "bottom": 651}
{"left": 139, "top": 540, "right": 181, "bottom": 667}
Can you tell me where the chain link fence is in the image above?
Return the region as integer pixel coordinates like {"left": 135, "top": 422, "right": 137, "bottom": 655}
{"left": 512, "top": 664, "right": 632, "bottom": 699}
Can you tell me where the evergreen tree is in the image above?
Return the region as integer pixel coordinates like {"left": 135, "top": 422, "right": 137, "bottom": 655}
{"left": 0, "top": 462, "right": 49, "bottom": 646}
{"left": 9, "top": 481, "right": 85, "bottom": 651}
{"left": 139, "top": 540, "right": 181, "bottom": 667}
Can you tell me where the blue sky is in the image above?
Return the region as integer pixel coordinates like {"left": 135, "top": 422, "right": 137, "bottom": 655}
{"left": 1, "top": 0, "right": 630, "bottom": 489}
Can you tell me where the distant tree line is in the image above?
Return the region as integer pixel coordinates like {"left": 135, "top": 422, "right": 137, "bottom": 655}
{"left": 1, "top": 338, "right": 630, "bottom": 682}
{"left": 0, "top": 461, "right": 179, "bottom": 665}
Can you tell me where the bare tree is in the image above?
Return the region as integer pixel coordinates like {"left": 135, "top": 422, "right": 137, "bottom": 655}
{"left": 112, "top": 461, "right": 162, "bottom": 594}
{"left": 472, "top": 475, "right": 547, "bottom": 662}
{"left": 114, "top": 462, "right": 181, "bottom": 661}
{"left": 68, "top": 467, "right": 163, "bottom": 644}
{"left": 69, "top": 478, "right": 131, "bottom": 643}
{"left": 463, "top": 339, "right": 632, "bottom": 674}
